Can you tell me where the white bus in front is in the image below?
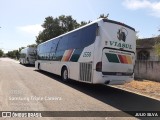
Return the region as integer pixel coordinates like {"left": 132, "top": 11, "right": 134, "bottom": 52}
{"left": 19, "top": 47, "right": 36, "bottom": 65}
{"left": 35, "top": 18, "right": 136, "bottom": 85}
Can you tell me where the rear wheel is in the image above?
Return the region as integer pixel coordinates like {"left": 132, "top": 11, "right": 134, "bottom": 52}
{"left": 38, "top": 63, "right": 40, "bottom": 70}
{"left": 19, "top": 59, "right": 22, "bottom": 64}
{"left": 61, "top": 67, "right": 68, "bottom": 82}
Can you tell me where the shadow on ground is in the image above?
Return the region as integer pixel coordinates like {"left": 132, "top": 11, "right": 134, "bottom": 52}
{"left": 35, "top": 70, "right": 160, "bottom": 118}
{"left": 20, "top": 63, "right": 35, "bottom": 67}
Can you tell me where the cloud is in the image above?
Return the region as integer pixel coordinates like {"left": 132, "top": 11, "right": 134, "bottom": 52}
{"left": 122, "top": 0, "right": 160, "bottom": 17}
{"left": 17, "top": 24, "right": 44, "bottom": 35}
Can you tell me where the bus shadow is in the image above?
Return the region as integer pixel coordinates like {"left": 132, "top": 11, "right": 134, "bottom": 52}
{"left": 35, "top": 70, "right": 160, "bottom": 117}
{"left": 20, "top": 64, "right": 35, "bottom": 67}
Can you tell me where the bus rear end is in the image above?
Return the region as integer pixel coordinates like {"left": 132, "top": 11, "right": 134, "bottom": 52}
{"left": 94, "top": 19, "right": 136, "bottom": 85}
{"left": 27, "top": 47, "right": 37, "bottom": 65}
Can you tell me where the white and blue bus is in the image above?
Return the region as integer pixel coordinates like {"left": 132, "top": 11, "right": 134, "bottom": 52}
{"left": 19, "top": 47, "right": 37, "bottom": 65}
{"left": 35, "top": 18, "right": 136, "bottom": 85}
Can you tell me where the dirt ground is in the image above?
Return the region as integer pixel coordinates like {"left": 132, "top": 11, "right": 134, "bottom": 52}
{"left": 113, "top": 80, "right": 160, "bottom": 100}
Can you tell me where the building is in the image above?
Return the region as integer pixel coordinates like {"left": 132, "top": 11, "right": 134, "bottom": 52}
{"left": 136, "top": 37, "right": 160, "bottom": 61}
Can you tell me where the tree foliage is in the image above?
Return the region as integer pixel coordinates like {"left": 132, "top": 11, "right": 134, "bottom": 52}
{"left": 98, "top": 14, "right": 109, "bottom": 19}
{"left": 6, "top": 47, "right": 25, "bottom": 59}
{"left": 18, "top": 47, "right": 25, "bottom": 52}
{"left": 6, "top": 50, "right": 19, "bottom": 59}
{"left": 36, "top": 15, "right": 84, "bottom": 44}
{"left": 36, "top": 14, "right": 110, "bottom": 44}
{"left": 79, "top": 21, "right": 88, "bottom": 27}
{"left": 27, "top": 44, "right": 37, "bottom": 47}
{"left": 0, "top": 49, "right": 4, "bottom": 57}
{"left": 154, "top": 43, "right": 160, "bottom": 56}
{"left": 154, "top": 36, "right": 160, "bottom": 56}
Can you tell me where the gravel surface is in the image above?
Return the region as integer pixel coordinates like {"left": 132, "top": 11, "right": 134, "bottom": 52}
{"left": 113, "top": 80, "right": 160, "bottom": 100}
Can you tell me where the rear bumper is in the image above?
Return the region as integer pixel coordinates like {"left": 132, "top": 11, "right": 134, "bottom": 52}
{"left": 93, "top": 71, "right": 134, "bottom": 85}
{"left": 29, "top": 60, "right": 35, "bottom": 65}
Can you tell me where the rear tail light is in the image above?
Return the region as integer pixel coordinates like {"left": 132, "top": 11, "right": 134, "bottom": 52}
{"left": 96, "top": 62, "right": 102, "bottom": 72}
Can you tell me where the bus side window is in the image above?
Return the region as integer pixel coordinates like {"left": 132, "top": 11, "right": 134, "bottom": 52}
{"left": 57, "top": 36, "right": 69, "bottom": 51}
{"left": 80, "top": 23, "right": 98, "bottom": 48}
{"left": 67, "top": 30, "right": 82, "bottom": 49}
{"left": 51, "top": 38, "right": 59, "bottom": 52}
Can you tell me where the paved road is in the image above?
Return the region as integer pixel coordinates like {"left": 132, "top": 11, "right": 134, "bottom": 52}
{"left": 0, "top": 58, "right": 160, "bottom": 120}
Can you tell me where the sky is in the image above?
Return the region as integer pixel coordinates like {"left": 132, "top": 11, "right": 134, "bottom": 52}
{"left": 0, "top": 0, "right": 160, "bottom": 53}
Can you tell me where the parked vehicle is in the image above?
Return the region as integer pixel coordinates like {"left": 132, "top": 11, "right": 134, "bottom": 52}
{"left": 35, "top": 18, "right": 136, "bottom": 85}
{"left": 19, "top": 47, "right": 36, "bottom": 65}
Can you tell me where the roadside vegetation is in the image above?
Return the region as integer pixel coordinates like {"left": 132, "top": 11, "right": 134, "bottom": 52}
{"left": 0, "top": 49, "right": 4, "bottom": 57}
{"left": 154, "top": 35, "right": 160, "bottom": 57}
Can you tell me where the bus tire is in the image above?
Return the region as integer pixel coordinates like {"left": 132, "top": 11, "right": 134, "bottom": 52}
{"left": 61, "top": 67, "right": 68, "bottom": 82}
{"left": 38, "top": 63, "right": 40, "bottom": 70}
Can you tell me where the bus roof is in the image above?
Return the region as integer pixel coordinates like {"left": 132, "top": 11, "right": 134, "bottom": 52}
{"left": 103, "top": 19, "right": 135, "bottom": 31}
{"left": 39, "top": 18, "right": 135, "bottom": 45}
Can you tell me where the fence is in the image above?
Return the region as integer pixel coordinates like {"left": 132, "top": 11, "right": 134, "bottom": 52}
{"left": 134, "top": 60, "right": 160, "bottom": 82}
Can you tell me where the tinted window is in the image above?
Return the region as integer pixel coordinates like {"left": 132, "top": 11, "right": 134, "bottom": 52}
{"left": 67, "top": 30, "right": 81, "bottom": 49}
{"left": 57, "top": 23, "right": 98, "bottom": 51}
{"left": 51, "top": 38, "right": 59, "bottom": 52}
{"left": 80, "top": 23, "right": 98, "bottom": 47}
{"left": 57, "top": 36, "right": 69, "bottom": 51}
{"left": 37, "top": 38, "right": 59, "bottom": 60}
{"left": 46, "top": 41, "right": 52, "bottom": 53}
{"left": 38, "top": 39, "right": 59, "bottom": 54}
{"left": 37, "top": 23, "right": 98, "bottom": 60}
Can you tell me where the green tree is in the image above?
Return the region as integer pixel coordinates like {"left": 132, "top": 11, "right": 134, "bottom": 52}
{"left": 59, "top": 15, "right": 80, "bottom": 32}
{"left": 79, "top": 21, "right": 88, "bottom": 27}
{"left": 154, "top": 36, "right": 160, "bottom": 56}
{"left": 0, "top": 49, "right": 4, "bottom": 57}
{"left": 36, "top": 15, "right": 82, "bottom": 44}
{"left": 36, "top": 14, "right": 110, "bottom": 44}
{"left": 27, "top": 44, "right": 37, "bottom": 47}
{"left": 36, "top": 16, "right": 61, "bottom": 44}
{"left": 19, "top": 47, "right": 25, "bottom": 52}
{"left": 6, "top": 50, "right": 19, "bottom": 59}
{"left": 36, "top": 16, "right": 62, "bottom": 44}
{"left": 98, "top": 14, "right": 109, "bottom": 19}
{"left": 154, "top": 28, "right": 160, "bottom": 57}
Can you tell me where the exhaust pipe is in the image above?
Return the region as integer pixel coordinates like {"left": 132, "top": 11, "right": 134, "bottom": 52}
{"left": 105, "top": 80, "right": 110, "bottom": 85}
